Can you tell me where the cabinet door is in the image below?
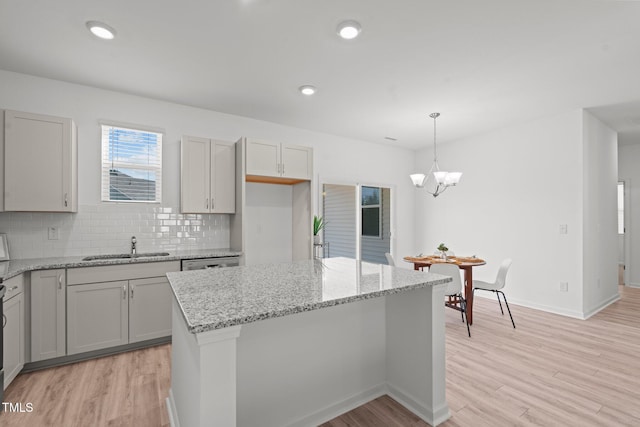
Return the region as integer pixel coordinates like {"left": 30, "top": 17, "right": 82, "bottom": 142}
{"left": 31, "top": 269, "right": 66, "bottom": 362}
{"left": 129, "top": 277, "right": 172, "bottom": 343}
{"left": 211, "top": 140, "right": 236, "bottom": 213}
{"left": 3, "top": 293, "right": 24, "bottom": 389}
{"left": 181, "top": 136, "right": 211, "bottom": 213}
{"left": 4, "top": 110, "right": 76, "bottom": 212}
{"left": 246, "top": 139, "right": 280, "bottom": 177}
{"left": 281, "top": 144, "right": 313, "bottom": 180}
{"left": 67, "top": 281, "right": 129, "bottom": 355}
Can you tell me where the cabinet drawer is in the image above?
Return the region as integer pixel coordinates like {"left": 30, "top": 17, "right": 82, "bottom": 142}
{"left": 67, "top": 261, "right": 180, "bottom": 285}
{"left": 3, "top": 274, "right": 24, "bottom": 300}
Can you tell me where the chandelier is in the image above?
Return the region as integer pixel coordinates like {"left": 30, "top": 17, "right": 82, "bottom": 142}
{"left": 410, "top": 112, "right": 462, "bottom": 197}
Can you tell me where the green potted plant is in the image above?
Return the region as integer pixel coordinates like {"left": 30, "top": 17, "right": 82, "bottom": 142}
{"left": 437, "top": 243, "right": 449, "bottom": 260}
{"left": 313, "top": 215, "right": 327, "bottom": 244}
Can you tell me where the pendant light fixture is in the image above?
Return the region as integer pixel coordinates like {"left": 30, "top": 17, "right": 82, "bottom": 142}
{"left": 410, "top": 113, "right": 462, "bottom": 197}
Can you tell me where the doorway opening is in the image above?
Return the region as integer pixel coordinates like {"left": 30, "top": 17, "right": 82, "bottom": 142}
{"left": 618, "top": 181, "right": 625, "bottom": 286}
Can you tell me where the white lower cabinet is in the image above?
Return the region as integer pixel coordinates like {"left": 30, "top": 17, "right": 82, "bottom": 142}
{"left": 3, "top": 275, "right": 25, "bottom": 389}
{"left": 66, "top": 261, "right": 179, "bottom": 355}
{"left": 129, "top": 277, "right": 173, "bottom": 343}
{"left": 67, "top": 280, "right": 129, "bottom": 355}
{"left": 31, "top": 269, "right": 66, "bottom": 362}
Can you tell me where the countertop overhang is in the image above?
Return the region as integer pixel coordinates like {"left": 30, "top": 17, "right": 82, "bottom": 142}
{"left": 167, "top": 257, "right": 452, "bottom": 334}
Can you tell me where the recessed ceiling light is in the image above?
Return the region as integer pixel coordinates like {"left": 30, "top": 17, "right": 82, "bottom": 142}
{"left": 86, "top": 21, "right": 116, "bottom": 40}
{"left": 299, "top": 85, "right": 317, "bottom": 96}
{"left": 337, "top": 20, "right": 361, "bottom": 40}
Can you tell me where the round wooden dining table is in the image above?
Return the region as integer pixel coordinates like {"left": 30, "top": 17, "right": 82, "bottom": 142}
{"left": 403, "top": 256, "right": 486, "bottom": 325}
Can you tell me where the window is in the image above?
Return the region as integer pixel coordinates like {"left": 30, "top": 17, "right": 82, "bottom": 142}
{"left": 101, "top": 124, "right": 163, "bottom": 202}
{"left": 361, "top": 186, "right": 381, "bottom": 238}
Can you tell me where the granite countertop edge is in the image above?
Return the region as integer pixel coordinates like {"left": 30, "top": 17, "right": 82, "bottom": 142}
{"left": 0, "top": 248, "right": 242, "bottom": 282}
{"left": 184, "top": 276, "right": 451, "bottom": 334}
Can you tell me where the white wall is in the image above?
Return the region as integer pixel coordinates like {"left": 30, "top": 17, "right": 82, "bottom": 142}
{"left": 581, "top": 110, "right": 619, "bottom": 315}
{"left": 414, "top": 110, "right": 612, "bottom": 318}
{"left": 0, "top": 70, "right": 416, "bottom": 262}
{"left": 245, "top": 182, "right": 293, "bottom": 265}
{"left": 619, "top": 144, "right": 640, "bottom": 287}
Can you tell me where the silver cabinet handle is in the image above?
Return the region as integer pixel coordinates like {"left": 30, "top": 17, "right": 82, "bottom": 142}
{"left": 282, "top": 163, "right": 285, "bottom": 175}
{"left": 64, "top": 193, "right": 68, "bottom": 207}
{"left": 130, "top": 285, "right": 134, "bottom": 299}
{"left": 2, "top": 313, "right": 6, "bottom": 328}
{"left": 8, "top": 285, "right": 18, "bottom": 292}
{"left": 123, "top": 285, "right": 127, "bottom": 299}
{"left": 206, "top": 198, "right": 209, "bottom": 210}
{"left": 58, "top": 274, "right": 63, "bottom": 289}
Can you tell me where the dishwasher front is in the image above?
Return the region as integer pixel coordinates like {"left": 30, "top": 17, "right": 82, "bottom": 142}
{"left": 180, "top": 256, "right": 240, "bottom": 271}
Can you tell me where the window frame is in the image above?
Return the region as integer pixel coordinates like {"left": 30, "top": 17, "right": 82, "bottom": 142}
{"left": 361, "top": 186, "right": 382, "bottom": 239}
{"left": 100, "top": 123, "right": 163, "bottom": 203}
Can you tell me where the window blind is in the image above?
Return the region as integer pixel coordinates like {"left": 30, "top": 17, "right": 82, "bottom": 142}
{"left": 101, "top": 124, "right": 163, "bottom": 202}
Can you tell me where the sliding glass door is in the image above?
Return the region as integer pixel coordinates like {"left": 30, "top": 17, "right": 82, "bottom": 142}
{"left": 322, "top": 184, "right": 357, "bottom": 259}
{"left": 321, "top": 182, "right": 392, "bottom": 263}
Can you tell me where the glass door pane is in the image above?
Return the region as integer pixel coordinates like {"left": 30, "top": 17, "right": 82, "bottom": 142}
{"left": 322, "top": 184, "right": 357, "bottom": 259}
{"left": 360, "top": 186, "right": 391, "bottom": 264}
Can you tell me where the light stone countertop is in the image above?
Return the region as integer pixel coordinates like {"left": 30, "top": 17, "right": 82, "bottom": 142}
{"left": 0, "top": 248, "right": 242, "bottom": 282}
{"left": 167, "top": 257, "right": 451, "bottom": 334}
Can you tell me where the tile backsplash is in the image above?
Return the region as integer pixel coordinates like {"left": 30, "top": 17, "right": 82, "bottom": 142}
{"left": 0, "top": 204, "right": 230, "bottom": 259}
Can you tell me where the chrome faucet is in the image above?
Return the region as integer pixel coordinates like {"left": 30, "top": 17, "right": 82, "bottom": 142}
{"left": 131, "top": 236, "right": 137, "bottom": 255}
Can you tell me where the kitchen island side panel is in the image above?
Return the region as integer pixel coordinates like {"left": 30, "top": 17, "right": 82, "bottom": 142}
{"left": 236, "top": 296, "right": 387, "bottom": 427}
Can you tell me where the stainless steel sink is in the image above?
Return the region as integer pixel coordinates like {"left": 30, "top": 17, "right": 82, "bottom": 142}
{"left": 82, "top": 252, "right": 171, "bottom": 261}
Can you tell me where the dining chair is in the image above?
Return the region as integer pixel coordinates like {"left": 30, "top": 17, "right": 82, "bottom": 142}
{"left": 384, "top": 252, "right": 395, "bottom": 266}
{"left": 472, "top": 259, "right": 515, "bottom": 328}
{"left": 430, "top": 263, "right": 470, "bottom": 337}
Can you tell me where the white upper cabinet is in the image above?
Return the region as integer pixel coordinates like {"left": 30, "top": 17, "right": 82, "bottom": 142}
{"left": 3, "top": 110, "right": 77, "bottom": 212}
{"left": 281, "top": 144, "right": 313, "bottom": 180}
{"left": 181, "top": 136, "right": 235, "bottom": 214}
{"left": 245, "top": 139, "right": 312, "bottom": 182}
{"left": 245, "top": 139, "right": 280, "bottom": 177}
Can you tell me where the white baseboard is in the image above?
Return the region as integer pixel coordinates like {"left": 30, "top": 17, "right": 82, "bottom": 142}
{"left": 166, "top": 383, "right": 450, "bottom": 427}
{"left": 285, "top": 383, "right": 387, "bottom": 427}
{"left": 627, "top": 282, "right": 640, "bottom": 289}
{"left": 583, "top": 293, "right": 621, "bottom": 319}
{"left": 496, "top": 296, "right": 587, "bottom": 319}
{"left": 166, "top": 389, "right": 180, "bottom": 427}
{"left": 501, "top": 292, "right": 621, "bottom": 320}
{"left": 387, "top": 383, "right": 451, "bottom": 426}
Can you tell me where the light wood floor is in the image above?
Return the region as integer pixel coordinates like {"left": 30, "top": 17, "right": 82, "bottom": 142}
{"left": 3, "top": 286, "right": 640, "bottom": 426}
{"left": 1, "top": 344, "right": 171, "bottom": 427}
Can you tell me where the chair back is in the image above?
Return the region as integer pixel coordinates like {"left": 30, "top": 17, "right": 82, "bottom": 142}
{"left": 429, "top": 263, "right": 462, "bottom": 296}
{"left": 494, "top": 258, "right": 513, "bottom": 291}
{"left": 385, "top": 252, "right": 395, "bottom": 266}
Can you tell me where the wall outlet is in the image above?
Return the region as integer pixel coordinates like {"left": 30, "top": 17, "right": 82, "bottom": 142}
{"left": 48, "top": 227, "right": 59, "bottom": 240}
{"left": 559, "top": 281, "right": 568, "bottom": 292}
{"left": 559, "top": 224, "right": 568, "bottom": 234}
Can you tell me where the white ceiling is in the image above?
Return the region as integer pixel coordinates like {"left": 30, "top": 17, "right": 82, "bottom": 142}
{"left": 2, "top": 0, "right": 640, "bottom": 148}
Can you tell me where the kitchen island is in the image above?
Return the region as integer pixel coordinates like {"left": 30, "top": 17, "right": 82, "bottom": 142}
{"left": 166, "top": 257, "right": 452, "bottom": 427}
